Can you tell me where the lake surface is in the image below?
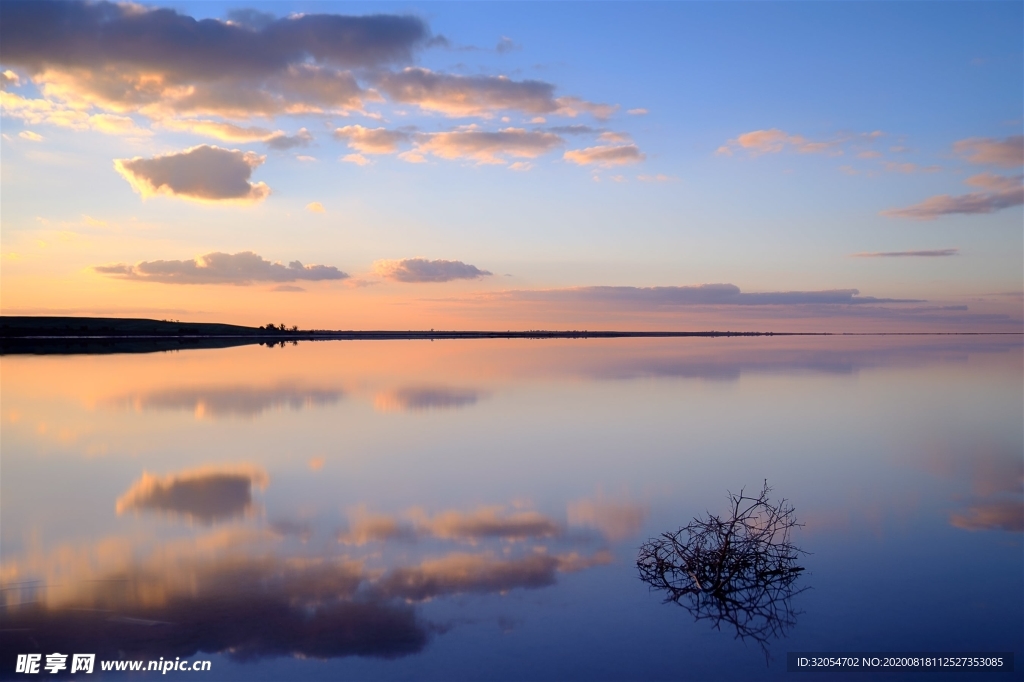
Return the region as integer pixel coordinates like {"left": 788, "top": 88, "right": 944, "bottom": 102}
{"left": 2, "top": 336, "right": 1022, "bottom": 680}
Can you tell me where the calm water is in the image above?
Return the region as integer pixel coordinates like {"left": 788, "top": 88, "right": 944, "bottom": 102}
{"left": 2, "top": 336, "right": 1022, "bottom": 680}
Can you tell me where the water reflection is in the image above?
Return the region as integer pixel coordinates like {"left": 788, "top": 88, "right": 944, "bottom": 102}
{"left": 104, "top": 384, "right": 343, "bottom": 419}
{"left": 116, "top": 465, "right": 268, "bottom": 524}
{"left": 1, "top": 336, "right": 1020, "bottom": 679}
{"left": 0, "top": 536, "right": 614, "bottom": 667}
{"left": 1, "top": 493, "right": 614, "bottom": 674}
{"left": 1, "top": 542, "right": 427, "bottom": 672}
{"left": 637, "top": 483, "right": 807, "bottom": 661}
{"left": 581, "top": 337, "right": 1017, "bottom": 381}
{"left": 374, "top": 551, "right": 611, "bottom": 601}
{"left": 1, "top": 540, "right": 610, "bottom": 672}
{"left": 339, "top": 506, "right": 562, "bottom": 545}
{"left": 338, "top": 499, "right": 651, "bottom": 547}
{"left": 951, "top": 500, "right": 1024, "bottom": 532}
{"left": 917, "top": 439, "right": 1024, "bottom": 534}
{"left": 373, "top": 386, "right": 485, "bottom": 412}
{"left": 567, "top": 496, "right": 649, "bottom": 542}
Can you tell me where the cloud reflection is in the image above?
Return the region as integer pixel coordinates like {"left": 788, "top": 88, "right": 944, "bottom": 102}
{"left": 950, "top": 500, "right": 1024, "bottom": 532}
{"left": 0, "top": 544, "right": 425, "bottom": 671}
{"left": 576, "top": 337, "right": 1021, "bottom": 382}
{"left": 116, "top": 465, "right": 268, "bottom": 524}
{"left": 0, "top": 518, "right": 611, "bottom": 671}
{"left": 373, "top": 386, "right": 484, "bottom": 412}
{"left": 339, "top": 506, "right": 561, "bottom": 545}
{"left": 105, "top": 384, "right": 343, "bottom": 419}
{"left": 567, "top": 496, "right": 649, "bottom": 541}
{"left": 376, "top": 551, "right": 611, "bottom": 602}
{"left": 921, "top": 439, "right": 1024, "bottom": 534}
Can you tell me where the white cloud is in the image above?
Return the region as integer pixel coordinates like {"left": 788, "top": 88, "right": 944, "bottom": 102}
{"left": 264, "top": 128, "right": 312, "bottom": 150}
{"left": 493, "top": 283, "right": 922, "bottom": 306}
{"left": 1, "top": 91, "right": 150, "bottom": 135}
{"left": 95, "top": 251, "right": 348, "bottom": 284}
{"left": 1, "top": 5, "right": 430, "bottom": 120}
{"left": 375, "top": 68, "right": 614, "bottom": 120}
{"left": 0, "top": 69, "right": 21, "bottom": 88}
{"left": 114, "top": 145, "right": 270, "bottom": 203}
{"left": 374, "top": 257, "right": 492, "bottom": 282}
{"left": 851, "top": 248, "right": 959, "bottom": 258}
{"left": 376, "top": 68, "right": 557, "bottom": 117}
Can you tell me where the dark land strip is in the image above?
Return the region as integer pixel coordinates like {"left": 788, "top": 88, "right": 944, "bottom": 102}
{"left": 1, "top": 316, "right": 1018, "bottom": 355}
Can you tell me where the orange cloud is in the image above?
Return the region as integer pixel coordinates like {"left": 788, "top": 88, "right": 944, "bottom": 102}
{"left": 564, "top": 143, "right": 644, "bottom": 167}
{"left": 716, "top": 128, "right": 845, "bottom": 156}
{"left": 412, "top": 128, "right": 562, "bottom": 164}
{"left": 333, "top": 125, "right": 410, "bottom": 154}
{"left": 952, "top": 135, "right": 1023, "bottom": 168}
{"left": 881, "top": 173, "right": 1023, "bottom": 220}
{"left": 342, "top": 153, "right": 371, "bottom": 165}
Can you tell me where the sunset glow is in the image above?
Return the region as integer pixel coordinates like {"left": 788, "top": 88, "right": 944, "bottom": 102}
{"left": 2, "top": 2, "right": 1020, "bottom": 331}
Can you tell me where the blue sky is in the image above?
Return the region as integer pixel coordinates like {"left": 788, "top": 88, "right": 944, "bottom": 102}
{"left": 1, "top": 1, "right": 1021, "bottom": 330}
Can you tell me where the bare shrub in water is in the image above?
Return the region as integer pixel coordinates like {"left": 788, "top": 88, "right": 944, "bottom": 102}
{"left": 636, "top": 481, "right": 806, "bottom": 661}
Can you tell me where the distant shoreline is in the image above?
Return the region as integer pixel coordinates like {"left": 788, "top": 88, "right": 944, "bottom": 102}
{"left": 2, "top": 315, "right": 1021, "bottom": 337}
{"left": 1, "top": 316, "right": 1020, "bottom": 355}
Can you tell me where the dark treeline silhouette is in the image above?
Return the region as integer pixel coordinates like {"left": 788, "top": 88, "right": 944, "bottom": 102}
{"left": 1, "top": 316, "right": 801, "bottom": 355}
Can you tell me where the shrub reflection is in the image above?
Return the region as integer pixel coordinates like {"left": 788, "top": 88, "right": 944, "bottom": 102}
{"left": 637, "top": 482, "right": 807, "bottom": 661}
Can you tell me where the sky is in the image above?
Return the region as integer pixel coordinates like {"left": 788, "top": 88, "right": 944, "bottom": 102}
{"left": 0, "top": 0, "right": 1021, "bottom": 331}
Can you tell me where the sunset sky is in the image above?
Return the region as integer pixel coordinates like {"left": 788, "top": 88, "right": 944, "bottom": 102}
{"left": 1, "top": 0, "right": 1021, "bottom": 331}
